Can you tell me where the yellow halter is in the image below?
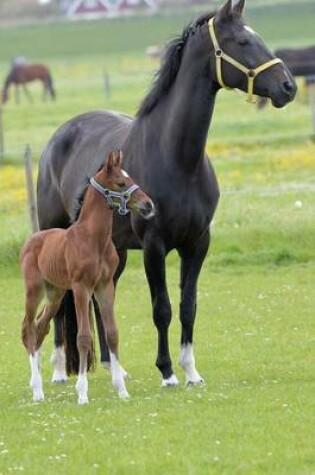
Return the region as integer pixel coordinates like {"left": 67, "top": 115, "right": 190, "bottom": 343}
{"left": 208, "top": 17, "right": 282, "bottom": 103}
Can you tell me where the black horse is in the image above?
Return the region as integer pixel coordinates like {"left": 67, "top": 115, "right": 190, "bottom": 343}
{"left": 257, "top": 45, "right": 315, "bottom": 108}
{"left": 37, "top": 0, "right": 296, "bottom": 387}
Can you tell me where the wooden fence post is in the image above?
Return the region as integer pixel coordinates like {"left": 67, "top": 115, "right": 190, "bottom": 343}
{"left": 306, "top": 75, "right": 315, "bottom": 137}
{"left": 0, "top": 106, "right": 4, "bottom": 163}
{"left": 24, "top": 144, "right": 39, "bottom": 232}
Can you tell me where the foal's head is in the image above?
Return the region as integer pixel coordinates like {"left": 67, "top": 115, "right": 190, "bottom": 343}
{"left": 94, "top": 150, "right": 155, "bottom": 219}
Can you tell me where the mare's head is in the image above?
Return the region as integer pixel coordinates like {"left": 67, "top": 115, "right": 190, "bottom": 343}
{"left": 206, "top": 0, "right": 296, "bottom": 106}
{"left": 94, "top": 150, "right": 155, "bottom": 219}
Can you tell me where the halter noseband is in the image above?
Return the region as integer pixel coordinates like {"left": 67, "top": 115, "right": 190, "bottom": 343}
{"left": 90, "top": 177, "right": 139, "bottom": 216}
{"left": 208, "top": 17, "right": 282, "bottom": 103}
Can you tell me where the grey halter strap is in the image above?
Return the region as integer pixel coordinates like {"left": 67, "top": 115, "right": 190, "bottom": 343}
{"left": 90, "top": 177, "right": 139, "bottom": 216}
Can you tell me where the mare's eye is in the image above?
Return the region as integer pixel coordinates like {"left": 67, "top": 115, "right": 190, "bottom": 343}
{"left": 238, "top": 37, "right": 249, "bottom": 46}
{"left": 118, "top": 182, "right": 125, "bottom": 188}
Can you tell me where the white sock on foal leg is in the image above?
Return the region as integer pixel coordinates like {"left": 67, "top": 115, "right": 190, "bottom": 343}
{"left": 179, "top": 344, "right": 204, "bottom": 385}
{"left": 109, "top": 352, "right": 129, "bottom": 400}
{"left": 29, "top": 352, "right": 44, "bottom": 401}
{"left": 50, "top": 346, "right": 68, "bottom": 383}
{"left": 75, "top": 372, "right": 89, "bottom": 405}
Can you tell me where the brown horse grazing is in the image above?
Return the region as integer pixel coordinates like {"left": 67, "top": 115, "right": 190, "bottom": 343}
{"left": 257, "top": 45, "right": 315, "bottom": 109}
{"left": 2, "top": 63, "right": 56, "bottom": 104}
{"left": 21, "top": 150, "right": 155, "bottom": 404}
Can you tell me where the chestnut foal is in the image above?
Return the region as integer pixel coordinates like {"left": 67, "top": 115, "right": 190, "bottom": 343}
{"left": 21, "top": 150, "right": 155, "bottom": 404}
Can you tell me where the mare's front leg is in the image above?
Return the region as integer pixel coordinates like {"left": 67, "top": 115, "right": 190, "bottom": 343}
{"left": 95, "top": 279, "right": 129, "bottom": 400}
{"left": 178, "top": 231, "right": 210, "bottom": 385}
{"left": 143, "top": 238, "right": 178, "bottom": 387}
{"left": 73, "top": 284, "right": 92, "bottom": 405}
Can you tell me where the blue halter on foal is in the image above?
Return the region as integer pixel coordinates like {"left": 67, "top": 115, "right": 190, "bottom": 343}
{"left": 90, "top": 177, "right": 139, "bottom": 216}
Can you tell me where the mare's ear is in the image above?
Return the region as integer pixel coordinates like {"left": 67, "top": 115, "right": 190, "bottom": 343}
{"left": 216, "top": 0, "right": 233, "bottom": 22}
{"left": 233, "top": 0, "right": 246, "bottom": 18}
{"left": 106, "top": 151, "right": 115, "bottom": 173}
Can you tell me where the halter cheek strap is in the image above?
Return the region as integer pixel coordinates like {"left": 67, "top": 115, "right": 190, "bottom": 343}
{"left": 208, "top": 17, "right": 283, "bottom": 103}
{"left": 90, "top": 177, "right": 139, "bottom": 216}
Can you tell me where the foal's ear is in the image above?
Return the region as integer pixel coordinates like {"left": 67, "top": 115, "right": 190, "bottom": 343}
{"left": 233, "top": 0, "right": 246, "bottom": 18}
{"left": 106, "top": 151, "right": 115, "bottom": 173}
{"left": 217, "top": 0, "right": 233, "bottom": 22}
{"left": 117, "top": 150, "right": 123, "bottom": 167}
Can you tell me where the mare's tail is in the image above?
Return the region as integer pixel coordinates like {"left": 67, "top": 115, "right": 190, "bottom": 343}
{"left": 46, "top": 73, "right": 56, "bottom": 100}
{"left": 63, "top": 290, "right": 96, "bottom": 375}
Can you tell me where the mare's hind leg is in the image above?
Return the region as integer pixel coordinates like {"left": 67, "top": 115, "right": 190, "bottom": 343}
{"left": 21, "top": 272, "right": 45, "bottom": 401}
{"left": 178, "top": 231, "right": 210, "bottom": 385}
{"left": 50, "top": 301, "right": 68, "bottom": 383}
{"left": 72, "top": 284, "right": 92, "bottom": 405}
{"left": 95, "top": 280, "right": 129, "bottom": 400}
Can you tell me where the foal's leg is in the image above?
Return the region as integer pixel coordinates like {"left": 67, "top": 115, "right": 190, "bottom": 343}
{"left": 95, "top": 281, "right": 129, "bottom": 400}
{"left": 143, "top": 238, "right": 178, "bottom": 387}
{"left": 21, "top": 275, "right": 45, "bottom": 401}
{"left": 95, "top": 249, "right": 128, "bottom": 370}
{"left": 72, "top": 284, "right": 92, "bottom": 405}
{"left": 36, "top": 289, "right": 65, "bottom": 350}
{"left": 178, "top": 231, "right": 210, "bottom": 385}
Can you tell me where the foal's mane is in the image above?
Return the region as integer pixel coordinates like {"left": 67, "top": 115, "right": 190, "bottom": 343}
{"left": 137, "top": 11, "right": 216, "bottom": 117}
{"left": 71, "top": 164, "right": 103, "bottom": 223}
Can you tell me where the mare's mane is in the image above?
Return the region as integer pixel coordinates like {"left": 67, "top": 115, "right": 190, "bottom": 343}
{"left": 137, "top": 11, "right": 215, "bottom": 117}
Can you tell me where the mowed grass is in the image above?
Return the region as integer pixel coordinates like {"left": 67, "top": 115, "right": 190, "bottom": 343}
{"left": 0, "top": 2, "right": 315, "bottom": 474}
{"left": 0, "top": 263, "right": 314, "bottom": 475}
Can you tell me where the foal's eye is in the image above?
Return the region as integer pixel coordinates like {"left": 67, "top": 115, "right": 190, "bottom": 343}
{"left": 118, "top": 182, "right": 126, "bottom": 188}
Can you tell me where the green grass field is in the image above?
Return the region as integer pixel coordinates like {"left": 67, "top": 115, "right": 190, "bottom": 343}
{"left": 0, "top": 2, "right": 315, "bottom": 474}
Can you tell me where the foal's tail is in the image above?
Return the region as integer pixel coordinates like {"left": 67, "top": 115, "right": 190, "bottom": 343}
{"left": 45, "top": 73, "right": 56, "bottom": 100}
{"left": 63, "top": 290, "right": 96, "bottom": 375}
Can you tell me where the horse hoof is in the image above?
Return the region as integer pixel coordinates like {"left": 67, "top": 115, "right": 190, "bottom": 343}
{"left": 118, "top": 389, "right": 130, "bottom": 400}
{"left": 101, "top": 361, "right": 111, "bottom": 372}
{"left": 51, "top": 372, "right": 68, "bottom": 384}
{"left": 78, "top": 396, "right": 89, "bottom": 405}
{"left": 186, "top": 376, "right": 205, "bottom": 386}
{"left": 162, "top": 374, "right": 179, "bottom": 387}
{"left": 33, "top": 390, "right": 44, "bottom": 402}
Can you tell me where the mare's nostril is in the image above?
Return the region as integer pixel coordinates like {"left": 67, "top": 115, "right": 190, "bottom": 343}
{"left": 283, "top": 80, "right": 294, "bottom": 94}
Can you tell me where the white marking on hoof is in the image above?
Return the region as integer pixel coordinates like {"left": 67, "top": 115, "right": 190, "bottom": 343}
{"left": 76, "top": 372, "right": 89, "bottom": 405}
{"left": 162, "top": 374, "right": 179, "bottom": 387}
{"left": 110, "top": 352, "right": 129, "bottom": 399}
{"left": 32, "top": 388, "right": 45, "bottom": 402}
{"left": 50, "top": 347, "right": 68, "bottom": 383}
{"left": 78, "top": 395, "right": 89, "bottom": 405}
{"left": 179, "top": 344, "right": 204, "bottom": 385}
{"left": 101, "top": 361, "right": 111, "bottom": 371}
{"left": 118, "top": 388, "right": 130, "bottom": 400}
{"left": 29, "top": 352, "right": 44, "bottom": 401}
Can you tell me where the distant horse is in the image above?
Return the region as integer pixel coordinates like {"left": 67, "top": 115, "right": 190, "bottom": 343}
{"left": 21, "top": 150, "right": 155, "bottom": 404}
{"left": 1, "top": 63, "right": 56, "bottom": 104}
{"left": 37, "top": 0, "right": 296, "bottom": 388}
{"left": 257, "top": 45, "right": 315, "bottom": 108}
